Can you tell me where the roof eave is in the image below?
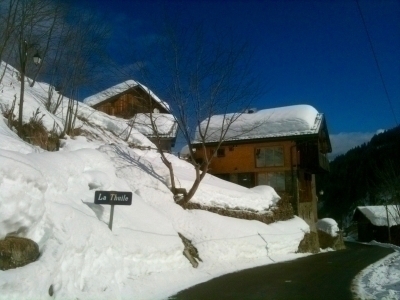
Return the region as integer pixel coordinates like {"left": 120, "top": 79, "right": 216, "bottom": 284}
{"left": 191, "top": 131, "right": 320, "bottom": 146}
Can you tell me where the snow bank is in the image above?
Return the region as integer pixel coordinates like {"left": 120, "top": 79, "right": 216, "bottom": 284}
{"left": 0, "top": 134, "right": 308, "bottom": 299}
{"left": 0, "top": 116, "right": 40, "bottom": 154}
{"left": 353, "top": 242, "right": 400, "bottom": 300}
{"left": 0, "top": 150, "right": 47, "bottom": 239}
{"left": 0, "top": 61, "right": 310, "bottom": 300}
{"left": 316, "top": 218, "right": 340, "bottom": 237}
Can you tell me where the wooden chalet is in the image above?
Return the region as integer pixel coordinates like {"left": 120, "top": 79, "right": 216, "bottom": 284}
{"left": 353, "top": 206, "right": 400, "bottom": 246}
{"left": 192, "top": 105, "right": 332, "bottom": 238}
{"left": 83, "top": 80, "right": 177, "bottom": 152}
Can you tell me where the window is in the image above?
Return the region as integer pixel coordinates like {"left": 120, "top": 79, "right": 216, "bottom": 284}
{"left": 237, "top": 173, "right": 255, "bottom": 188}
{"left": 255, "top": 146, "right": 284, "bottom": 167}
{"left": 257, "top": 172, "right": 286, "bottom": 191}
{"left": 210, "top": 148, "right": 225, "bottom": 157}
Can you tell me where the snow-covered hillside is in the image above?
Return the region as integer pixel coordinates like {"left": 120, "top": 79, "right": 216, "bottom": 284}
{"left": 0, "top": 62, "right": 310, "bottom": 299}
{"left": 1, "top": 61, "right": 398, "bottom": 300}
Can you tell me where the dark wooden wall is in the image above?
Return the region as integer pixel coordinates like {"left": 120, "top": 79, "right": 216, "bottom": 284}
{"left": 94, "top": 88, "right": 168, "bottom": 119}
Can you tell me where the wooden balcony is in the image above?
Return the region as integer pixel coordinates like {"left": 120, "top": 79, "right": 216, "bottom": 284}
{"left": 318, "top": 152, "right": 330, "bottom": 172}
{"left": 297, "top": 142, "right": 330, "bottom": 173}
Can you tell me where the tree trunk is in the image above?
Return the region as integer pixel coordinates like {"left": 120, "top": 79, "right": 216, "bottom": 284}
{"left": 180, "top": 163, "right": 208, "bottom": 207}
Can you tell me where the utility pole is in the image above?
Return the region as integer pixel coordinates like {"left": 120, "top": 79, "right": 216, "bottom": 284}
{"left": 385, "top": 205, "right": 392, "bottom": 244}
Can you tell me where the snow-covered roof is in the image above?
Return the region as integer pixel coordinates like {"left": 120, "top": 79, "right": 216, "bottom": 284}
{"left": 83, "top": 80, "right": 170, "bottom": 110}
{"left": 355, "top": 206, "right": 400, "bottom": 227}
{"left": 132, "top": 113, "right": 178, "bottom": 138}
{"left": 194, "top": 104, "right": 325, "bottom": 143}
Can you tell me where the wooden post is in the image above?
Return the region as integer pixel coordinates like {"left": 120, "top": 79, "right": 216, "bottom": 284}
{"left": 109, "top": 204, "right": 115, "bottom": 231}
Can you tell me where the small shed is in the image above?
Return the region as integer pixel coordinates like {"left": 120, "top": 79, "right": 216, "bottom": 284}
{"left": 83, "top": 80, "right": 178, "bottom": 152}
{"left": 353, "top": 205, "right": 400, "bottom": 245}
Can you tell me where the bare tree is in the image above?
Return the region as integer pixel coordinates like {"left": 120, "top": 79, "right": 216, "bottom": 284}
{"left": 0, "top": 0, "right": 20, "bottom": 84}
{"left": 61, "top": 10, "right": 110, "bottom": 136}
{"left": 125, "top": 21, "right": 263, "bottom": 206}
{"left": 42, "top": 16, "right": 70, "bottom": 114}
{"left": 27, "top": 0, "right": 65, "bottom": 88}
{"left": 33, "top": 5, "right": 111, "bottom": 136}
{"left": 0, "top": 0, "right": 110, "bottom": 138}
{"left": 1, "top": 0, "right": 66, "bottom": 137}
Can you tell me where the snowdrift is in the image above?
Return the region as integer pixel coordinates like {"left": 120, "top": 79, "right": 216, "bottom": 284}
{"left": 0, "top": 61, "right": 309, "bottom": 299}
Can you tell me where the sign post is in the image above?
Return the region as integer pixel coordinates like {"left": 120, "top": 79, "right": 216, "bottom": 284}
{"left": 94, "top": 191, "right": 132, "bottom": 231}
{"left": 109, "top": 204, "right": 115, "bottom": 230}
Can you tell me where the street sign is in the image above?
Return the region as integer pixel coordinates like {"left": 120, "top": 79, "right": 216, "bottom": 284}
{"left": 94, "top": 191, "right": 132, "bottom": 205}
{"left": 94, "top": 191, "right": 133, "bottom": 231}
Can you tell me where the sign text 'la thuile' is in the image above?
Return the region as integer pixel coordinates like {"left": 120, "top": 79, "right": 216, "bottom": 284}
{"left": 94, "top": 191, "right": 132, "bottom": 205}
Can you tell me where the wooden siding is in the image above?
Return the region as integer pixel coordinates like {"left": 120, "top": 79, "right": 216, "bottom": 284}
{"left": 193, "top": 139, "right": 321, "bottom": 216}
{"left": 93, "top": 87, "right": 168, "bottom": 119}
{"left": 193, "top": 140, "right": 300, "bottom": 199}
{"left": 194, "top": 140, "right": 296, "bottom": 174}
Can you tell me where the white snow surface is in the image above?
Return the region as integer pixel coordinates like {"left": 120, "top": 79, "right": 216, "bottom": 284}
{"left": 356, "top": 205, "right": 400, "bottom": 227}
{"left": 0, "top": 61, "right": 309, "bottom": 299}
{"left": 353, "top": 242, "right": 400, "bottom": 300}
{"left": 1, "top": 61, "right": 399, "bottom": 300}
{"left": 194, "top": 104, "right": 323, "bottom": 143}
{"left": 316, "top": 218, "right": 340, "bottom": 237}
{"left": 82, "top": 79, "right": 170, "bottom": 110}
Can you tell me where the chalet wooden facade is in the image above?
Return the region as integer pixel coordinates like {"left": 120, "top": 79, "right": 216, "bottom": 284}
{"left": 192, "top": 105, "right": 332, "bottom": 243}
{"left": 83, "top": 80, "right": 177, "bottom": 152}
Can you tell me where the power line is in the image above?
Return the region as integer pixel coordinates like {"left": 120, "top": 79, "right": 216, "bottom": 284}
{"left": 355, "top": 0, "right": 399, "bottom": 126}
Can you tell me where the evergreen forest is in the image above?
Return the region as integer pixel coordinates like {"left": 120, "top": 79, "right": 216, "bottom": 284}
{"left": 317, "top": 125, "right": 400, "bottom": 228}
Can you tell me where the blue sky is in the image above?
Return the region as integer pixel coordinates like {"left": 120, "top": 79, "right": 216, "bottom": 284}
{"left": 71, "top": 0, "right": 400, "bottom": 154}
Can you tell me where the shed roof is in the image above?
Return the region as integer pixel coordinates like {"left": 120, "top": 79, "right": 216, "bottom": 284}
{"left": 133, "top": 113, "right": 178, "bottom": 138}
{"left": 83, "top": 80, "right": 170, "bottom": 110}
{"left": 354, "top": 205, "right": 400, "bottom": 227}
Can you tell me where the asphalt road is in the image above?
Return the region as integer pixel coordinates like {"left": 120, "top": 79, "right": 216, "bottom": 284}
{"left": 169, "top": 242, "right": 393, "bottom": 300}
